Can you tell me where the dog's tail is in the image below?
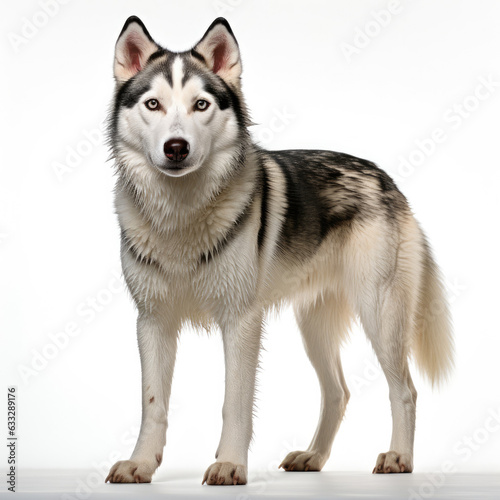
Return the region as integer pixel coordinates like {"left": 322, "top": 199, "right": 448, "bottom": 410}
{"left": 412, "top": 237, "right": 454, "bottom": 387}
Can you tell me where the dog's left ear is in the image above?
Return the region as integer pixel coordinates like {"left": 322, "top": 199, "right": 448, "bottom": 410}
{"left": 193, "top": 18, "right": 241, "bottom": 85}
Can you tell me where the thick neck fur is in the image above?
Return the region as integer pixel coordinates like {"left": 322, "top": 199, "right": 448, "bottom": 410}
{"left": 113, "top": 136, "right": 257, "bottom": 269}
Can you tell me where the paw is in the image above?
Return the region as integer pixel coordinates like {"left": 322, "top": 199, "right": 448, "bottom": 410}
{"left": 105, "top": 460, "right": 156, "bottom": 483}
{"left": 372, "top": 451, "right": 413, "bottom": 474}
{"left": 202, "top": 461, "right": 247, "bottom": 485}
{"left": 279, "top": 450, "right": 326, "bottom": 471}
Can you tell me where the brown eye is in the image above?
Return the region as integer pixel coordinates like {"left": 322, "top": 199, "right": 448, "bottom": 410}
{"left": 195, "top": 99, "right": 210, "bottom": 111}
{"left": 145, "top": 99, "right": 159, "bottom": 110}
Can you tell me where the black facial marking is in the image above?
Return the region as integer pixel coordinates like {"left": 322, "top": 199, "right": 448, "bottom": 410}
{"left": 202, "top": 79, "right": 231, "bottom": 110}
{"left": 147, "top": 49, "right": 167, "bottom": 64}
{"left": 180, "top": 59, "right": 195, "bottom": 88}
{"left": 158, "top": 55, "right": 176, "bottom": 87}
{"left": 110, "top": 76, "right": 151, "bottom": 139}
{"left": 190, "top": 48, "right": 206, "bottom": 64}
{"left": 117, "top": 78, "right": 151, "bottom": 108}
{"left": 179, "top": 54, "right": 234, "bottom": 111}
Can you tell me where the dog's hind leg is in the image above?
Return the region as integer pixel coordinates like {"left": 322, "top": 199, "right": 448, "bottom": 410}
{"left": 280, "top": 292, "right": 352, "bottom": 472}
{"left": 360, "top": 280, "right": 418, "bottom": 474}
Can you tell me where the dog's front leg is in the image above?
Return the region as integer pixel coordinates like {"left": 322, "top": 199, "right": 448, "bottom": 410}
{"left": 106, "top": 312, "right": 178, "bottom": 483}
{"left": 203, "top": 313, "right": 262, "bottom": 485}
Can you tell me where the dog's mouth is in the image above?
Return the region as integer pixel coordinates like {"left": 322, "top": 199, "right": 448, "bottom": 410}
{"left": 163, "top": 165, "right": 184, "bottom": 171}
{"left": 159, "top": 163, "right": 199, "bottom": 178}
{"left": 147, "top": 154, "right": 199, "bottom": 177}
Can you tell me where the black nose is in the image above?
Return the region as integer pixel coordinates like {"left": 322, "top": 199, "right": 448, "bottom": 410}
{"left": 164, "top": 138, "right": 190, "bottom": 162}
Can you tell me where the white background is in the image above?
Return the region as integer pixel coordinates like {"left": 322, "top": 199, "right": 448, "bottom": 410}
{"left": 1, "top": 0, "right": 500, "bottom": 484}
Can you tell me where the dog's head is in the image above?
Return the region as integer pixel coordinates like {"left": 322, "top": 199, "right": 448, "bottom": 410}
{"left": 110, "top": 17, "right": 248, "bottom": 178}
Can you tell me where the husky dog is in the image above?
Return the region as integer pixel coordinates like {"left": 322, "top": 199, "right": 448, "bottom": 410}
{"left": 105, "top": 16, "right": 453, "bottom": 486}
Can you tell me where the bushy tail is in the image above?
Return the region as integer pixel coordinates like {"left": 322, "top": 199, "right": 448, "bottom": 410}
{"left": 413, "top": 240, "right": 454, "bottom": 387}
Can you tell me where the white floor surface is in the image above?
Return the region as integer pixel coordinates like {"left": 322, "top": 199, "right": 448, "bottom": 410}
{"left": 3, "top": 469, "right": 500, "bottom": 499}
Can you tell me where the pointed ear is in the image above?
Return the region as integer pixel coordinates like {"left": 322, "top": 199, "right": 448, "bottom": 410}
{"left": 193, "top": 18, "right": 242, "bottom": 84}
{"left": 114, "top": 16, "right": 160, "bottom": 83}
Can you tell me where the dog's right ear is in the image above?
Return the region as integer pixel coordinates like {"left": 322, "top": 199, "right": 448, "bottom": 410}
{"left": 114, "top": 16, "right": 160, "bottom": 83}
